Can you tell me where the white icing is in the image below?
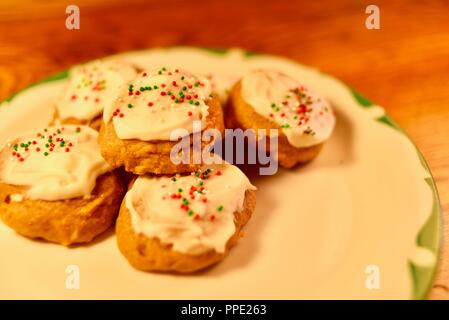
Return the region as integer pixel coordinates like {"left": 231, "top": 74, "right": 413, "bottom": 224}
{"left": 206, "top": 73, "right": 239, "bottom": 105}
{"left": 126, "top": 163, "right": 256, "bottom": 254}
{"left": 241, "top": 70, "right": 335, "bottom": 148}
{"left": 0, "top": 125, "right": 111, "bottom": 201}
{"left": 56, "top": 60, "right": 137, "bottom": 121}
{"left": 103, "top": 68, "right": 212, "bottom": 141}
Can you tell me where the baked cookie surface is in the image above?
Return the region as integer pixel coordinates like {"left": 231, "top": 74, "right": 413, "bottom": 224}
{"left": 99, "top": 67, "right": 225, "bottom": 175}
{"left": 116, "top": 163, "right": 256, "bottom": 273}
{"left": 0, "top": 125, "right": 125, "bottom": 245}
{"left": 227, "top": 70, "right": 335, "bottom": 168}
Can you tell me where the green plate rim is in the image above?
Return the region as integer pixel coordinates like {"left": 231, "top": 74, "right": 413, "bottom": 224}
{"left": 0, "top": 46, "right": 442, "bottom": 300}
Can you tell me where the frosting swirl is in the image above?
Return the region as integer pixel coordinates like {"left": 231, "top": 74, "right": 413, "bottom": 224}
{"left": 125, "top": 163, "right": 256, "bottom": 254}
{"left": 0, "top": 125, "right": 111, "bottom": 201}
{"left": 241, "top": 70, "right": 335, "bottom": 148}
{"left": 104, "top": 67, "right": 212, "bottom": 141}
{"left": 56, "top": 60, "right": 137, "bottom": 121}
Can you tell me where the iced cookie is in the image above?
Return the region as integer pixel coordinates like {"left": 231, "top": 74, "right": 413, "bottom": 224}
{"left": 54, "top": 60, "right": 137, "bottom": 130}
{"left": 99, "top": 67, "right": 225, "bottom": 175}
{"left": 0, "top": 125, "right": 125, "bottom": 245}
{"left": 116, "top": 163, "right": 256, "bottom": 273}
{"left": 227, "top": 70, "right": 335, "bottom": 168}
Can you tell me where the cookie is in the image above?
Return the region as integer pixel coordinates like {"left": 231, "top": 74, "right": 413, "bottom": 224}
{"left": 99, "top": 67, "right": 225, "bottom": 175}
{"left": 227, "top": 70, "right": 335, "bottom": 168}
{"left": 0, "top": 125, "right": 125, "bottom": 245}
{"left": 53, "top": 60, "right": 137, "bottom": 130}
{"left": 116, "top": 163, "right": 256, "bottom": 273}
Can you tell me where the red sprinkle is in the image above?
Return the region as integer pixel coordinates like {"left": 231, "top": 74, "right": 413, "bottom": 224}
{"left": 148, "top": 102, "right": 154, "bottom": 107}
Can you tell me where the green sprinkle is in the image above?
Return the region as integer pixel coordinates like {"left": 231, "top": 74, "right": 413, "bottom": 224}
{"left": 128, "top": 103, "right": 133, "bottom": 109}
{"left": 171, "top": 177, "right": 177, "bottom": 182}
{"left": 44, "top": 152, "right": 49, "bottom": 156}
{"left": 217, "top": 205, "right": 223, "bottom": 212}
{"left": 140, "top": 87, "right": 145, "bottom": 91}
{"left": 175, "top": 98, "right": 179, "bottom": 103}
{"left": 187, "top": 210, "right": 193, "bottom": 216}
{"left": 162, "top": 67, "right": 167, "bottom": 71}
{"left": 195, "top": 101, "right": 200, "bottom": 106}
{"left": 189, "top": 100, "right": 193, "bottom": 104}
{"left": 178, "top": 188, "right": 183, "bottom": 193}
{"left": 181, "top": 76, "right": 185, "bottom": 80}
{"left": 182, "top": 86, "right": 187, "bottom": 91}
{"left": 199, "top": 180, "right": 203, "bottom": 186}
{"left": 45, "top": 144, "right": 49, "bottom": 148}
{"left": 182, "top": 198, "right": 189, "bottom": 205}
{"left": 153, "top": 85, "right": 158, "bottom": 89}
{"left": 194, "top": 82, "right": 199, "bottom": 87}
{"left": 158, "top": 71, "right": 162, "bottom": 75}
{"left": 271, "top": 103, "right": 276, "bottom": 108}
{"left": 13, "top": 144, "right": 18, "bottom": 151}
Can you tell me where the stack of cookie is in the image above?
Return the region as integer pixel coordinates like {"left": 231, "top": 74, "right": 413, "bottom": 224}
{"left": 98, "top": 66, "right": 257, "bottom": 273}
{"left": 0, "top": 59, "right": 335, "bottom": 274}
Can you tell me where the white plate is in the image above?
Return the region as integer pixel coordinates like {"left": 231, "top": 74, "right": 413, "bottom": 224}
{"left": 0, "top": 47, "right": 441, "bottom": 299}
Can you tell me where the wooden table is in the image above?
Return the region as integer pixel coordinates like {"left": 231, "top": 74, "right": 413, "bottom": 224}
{"left": 1, "top": 0, "right": 448, "bottom": 299}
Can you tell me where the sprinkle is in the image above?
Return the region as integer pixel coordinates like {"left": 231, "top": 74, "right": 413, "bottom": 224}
{"left": 148, "top": 102, "right": 154, "bottom": 107}
{"left": 128, "top": 103, "right": 133, "bottom": 109}
{"left": 217, "top": 205, "right": 224, "bottom": 212}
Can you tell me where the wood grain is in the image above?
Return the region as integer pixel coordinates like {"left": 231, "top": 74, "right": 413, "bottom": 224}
{"left": 1, "top": 0, "right": 448, "bottom": 299}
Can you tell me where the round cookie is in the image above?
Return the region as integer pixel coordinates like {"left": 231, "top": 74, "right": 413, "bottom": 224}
{"left": 99, "top": 67, "right": 225, "bottom": 175}
{"left": 227, "top": 70, "right": 335, "bottom": 168}
{"left": 0, "top": 125, "right": 125, "bottom": 245}
{"left": 53, "top": 60, "right": 137, "bottom": 130}
{"left": 116, "top": 163, "right": 256, "bottom": 273}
